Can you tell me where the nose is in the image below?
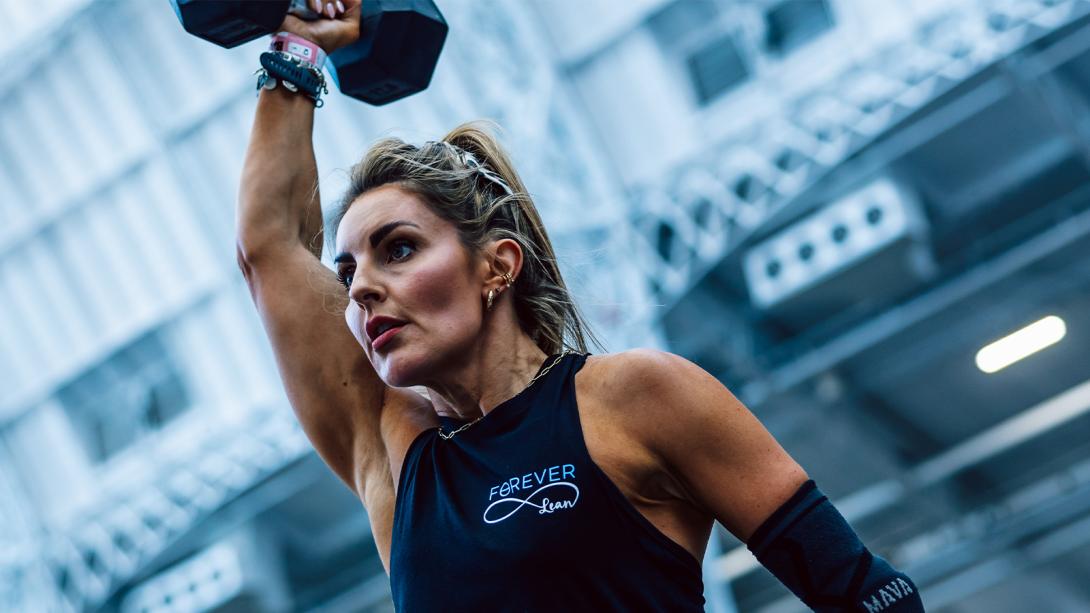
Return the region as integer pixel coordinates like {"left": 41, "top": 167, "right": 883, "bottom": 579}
{"left": 348, "top": 270, "right": 383, "bottom": 307}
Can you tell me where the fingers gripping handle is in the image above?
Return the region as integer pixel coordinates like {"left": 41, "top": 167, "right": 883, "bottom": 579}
{"left": 288, "top": 0, "right": 322, "bottom": 21}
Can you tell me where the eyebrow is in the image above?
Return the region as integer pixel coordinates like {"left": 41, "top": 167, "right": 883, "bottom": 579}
{"left": 334, "top": 220, "right": 421, "bottom": 264}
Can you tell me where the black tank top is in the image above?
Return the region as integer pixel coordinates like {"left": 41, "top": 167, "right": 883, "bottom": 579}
{"left": 390, "top": 352, "right": 705, "bottom": 612}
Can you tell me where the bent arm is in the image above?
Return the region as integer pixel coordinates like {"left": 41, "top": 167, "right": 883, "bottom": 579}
{"left": 615, "top": 349, "right": 924, "bottom": 612}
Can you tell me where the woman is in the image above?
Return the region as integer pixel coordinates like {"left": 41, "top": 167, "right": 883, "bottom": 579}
{"left": 236, "top": 1, "right": 924, "bottom": 611}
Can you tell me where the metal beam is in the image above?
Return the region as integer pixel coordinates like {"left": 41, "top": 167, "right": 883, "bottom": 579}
{"left": 738, "top": 190, "right": 1090, "bottom": 406}
{"left": 639, "top": 1, "right": 1090, "bottom": 317}
{"left": 295, "top": 570, "right": 391, "bottom": 613}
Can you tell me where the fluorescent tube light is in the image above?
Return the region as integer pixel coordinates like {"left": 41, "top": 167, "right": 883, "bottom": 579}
{"left": 975, "top": 315, "right": 1066, "bottom": 374}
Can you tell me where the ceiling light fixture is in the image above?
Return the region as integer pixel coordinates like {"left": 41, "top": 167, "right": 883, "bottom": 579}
{"left": 975, "top": 315, "right": 1066, "bottom": 374}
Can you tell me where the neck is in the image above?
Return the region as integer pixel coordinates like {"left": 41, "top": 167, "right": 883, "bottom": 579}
{"left": 424, "top": 310, "right": 550, "bottom": 423}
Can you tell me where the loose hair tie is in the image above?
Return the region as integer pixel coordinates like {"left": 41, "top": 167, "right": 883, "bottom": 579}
{"left": 430, "top": 140, "right": 515, "bottom": 196}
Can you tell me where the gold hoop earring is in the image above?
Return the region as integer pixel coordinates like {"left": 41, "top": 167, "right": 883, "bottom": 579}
{"left": 502, "top": 272, "right": 514, "bottom": 287}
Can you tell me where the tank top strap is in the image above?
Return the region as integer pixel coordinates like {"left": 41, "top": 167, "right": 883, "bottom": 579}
{"left": 521, "top": 351, "right": 590, "bottom": 443}
{"left": 529, "top": 350, "right": 588, "bottom": 408}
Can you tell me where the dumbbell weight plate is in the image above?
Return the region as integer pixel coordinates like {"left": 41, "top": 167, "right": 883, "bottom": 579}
{"left": 328, "top": 0, "right": 448, "bottom": 105}
{"left": 170, "top": 0, "right": 447, "bottom": 105}
{"left": 170, "top": 0, "right": 292, "bottom": 48}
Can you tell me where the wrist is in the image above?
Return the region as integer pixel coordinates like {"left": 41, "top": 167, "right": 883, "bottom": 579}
{"left": 269, "top": 32, "right": 327, "bottom": 69}
{"left": 255, "top": 38, "right": 329, "bottom": 107}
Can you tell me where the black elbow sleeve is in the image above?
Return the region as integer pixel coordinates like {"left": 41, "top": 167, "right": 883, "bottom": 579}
{"left": 746, "top": 480, "right": 925, "bottom": 612}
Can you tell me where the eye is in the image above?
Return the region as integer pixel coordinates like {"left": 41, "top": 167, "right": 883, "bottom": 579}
{"left": 388, "top": 239, "right": 415, "bottom": 263}
{"left": 336, "top": 269, "right": 353, "bottom": 290}
{"left": 336, "top": 240, "right": 414, "bottom": 291}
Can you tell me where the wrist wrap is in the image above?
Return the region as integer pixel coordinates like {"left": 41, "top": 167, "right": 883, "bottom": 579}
{"left": 747, "top": 480, "right": 925, "bottom": 612}
{"left": 270, "top": 31, "right": 327, "bottom": 68}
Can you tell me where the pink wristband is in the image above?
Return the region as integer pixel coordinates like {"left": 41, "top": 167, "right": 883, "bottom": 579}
{"left": 269, "top": 32, "right": 327, "bottom": 68}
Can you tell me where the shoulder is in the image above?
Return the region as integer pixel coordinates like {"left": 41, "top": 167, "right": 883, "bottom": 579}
{"left": 581, "top": 347, "right": 686, "bottom": 384}
{"left": 582, "top": 349, "right": 809, "bottom": 538}
{"left": 581, "top": 348, "right": 784, "bottom": 467}
{"left": 582, "top": 347, "right": 722, "bottom": 409}
{"left": 579, "top": 349, "right": 810, "bottom": 538}
{"left": 579, "top": 348, "right": 735, "bottom": 444}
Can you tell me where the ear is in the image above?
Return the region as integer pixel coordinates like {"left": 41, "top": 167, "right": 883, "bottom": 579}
{"left": 483, "top": 237, "right": 523, "bottom": 293}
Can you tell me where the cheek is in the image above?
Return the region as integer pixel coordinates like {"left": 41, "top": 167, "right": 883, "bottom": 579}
{"left": 405, "top": 256, "right": 479, "bottom": 330}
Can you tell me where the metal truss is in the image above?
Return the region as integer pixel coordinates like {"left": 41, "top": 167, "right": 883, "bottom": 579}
{"left": 449, "top": 0, "right": 667, "bottom": 352}
{"left": 629, "top": 0, "right": 1090, "bottom": 309}
{"left": 910, "top": 462, "right": 1090, "bottom": 609}
{"left": 741, "top": 190, "right": 1090, "bottom": 406}
{"left": 1, "top": 406, "right": 311, "bottom": 612}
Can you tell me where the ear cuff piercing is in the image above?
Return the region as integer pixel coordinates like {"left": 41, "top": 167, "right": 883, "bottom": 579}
{"left": 486, "top": 272, "right": 515, "bottom": 311}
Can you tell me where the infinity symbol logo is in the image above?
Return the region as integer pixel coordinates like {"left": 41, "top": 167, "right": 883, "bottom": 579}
{"left": 483, "top": 482, "right": 580, "bottom": 524}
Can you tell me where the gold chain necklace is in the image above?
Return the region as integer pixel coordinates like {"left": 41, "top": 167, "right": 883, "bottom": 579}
{"left": 438, "top": 351, "right": 574, "bottom": 440}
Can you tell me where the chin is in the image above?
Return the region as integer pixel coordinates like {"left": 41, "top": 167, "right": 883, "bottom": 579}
{"left": 377, "top": 336, "right": 473, "bottom": 389}
{"left": 374, "top": 346, "right": 432, "bottom": 388}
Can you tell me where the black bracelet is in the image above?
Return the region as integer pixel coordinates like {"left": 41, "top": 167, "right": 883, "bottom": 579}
{"left": 257, "top": 51, "right": 328, "bottom": 107}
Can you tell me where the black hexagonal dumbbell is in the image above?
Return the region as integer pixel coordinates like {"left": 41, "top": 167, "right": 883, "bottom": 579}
{"left": 168, "top": 0, "right": 447, "bottom": 105}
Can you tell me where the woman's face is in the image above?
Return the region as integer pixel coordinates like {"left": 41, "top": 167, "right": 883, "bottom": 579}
{"left": 334, "top": 184, "right": 488, "bottom": 387}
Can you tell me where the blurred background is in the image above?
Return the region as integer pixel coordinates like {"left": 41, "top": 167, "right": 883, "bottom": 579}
{"left": 2, "top": 0, "right": 1089, "bottom": 611}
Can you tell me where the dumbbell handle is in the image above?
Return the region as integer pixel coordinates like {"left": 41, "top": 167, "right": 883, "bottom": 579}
{"left": 286, "top": 0, "right": 322, "bottom": 22}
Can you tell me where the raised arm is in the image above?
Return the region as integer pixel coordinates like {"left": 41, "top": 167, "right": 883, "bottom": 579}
{"left": 236, "top": 84, "right": 382, "bottom": 488}
{"left": 233, "top": 2, "right": 436, "bottom": 571}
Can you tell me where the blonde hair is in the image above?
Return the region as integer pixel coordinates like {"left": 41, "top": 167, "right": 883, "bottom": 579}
{"left": 329, "top": 120, "right": 604, "bottom": 356}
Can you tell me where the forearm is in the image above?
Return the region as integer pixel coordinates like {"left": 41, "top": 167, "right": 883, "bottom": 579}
{"left": 748, "top": 480, "right": 925, "bottom": 612}
{"left": 237, "top": 87, "right": 324, "bottom": 260}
